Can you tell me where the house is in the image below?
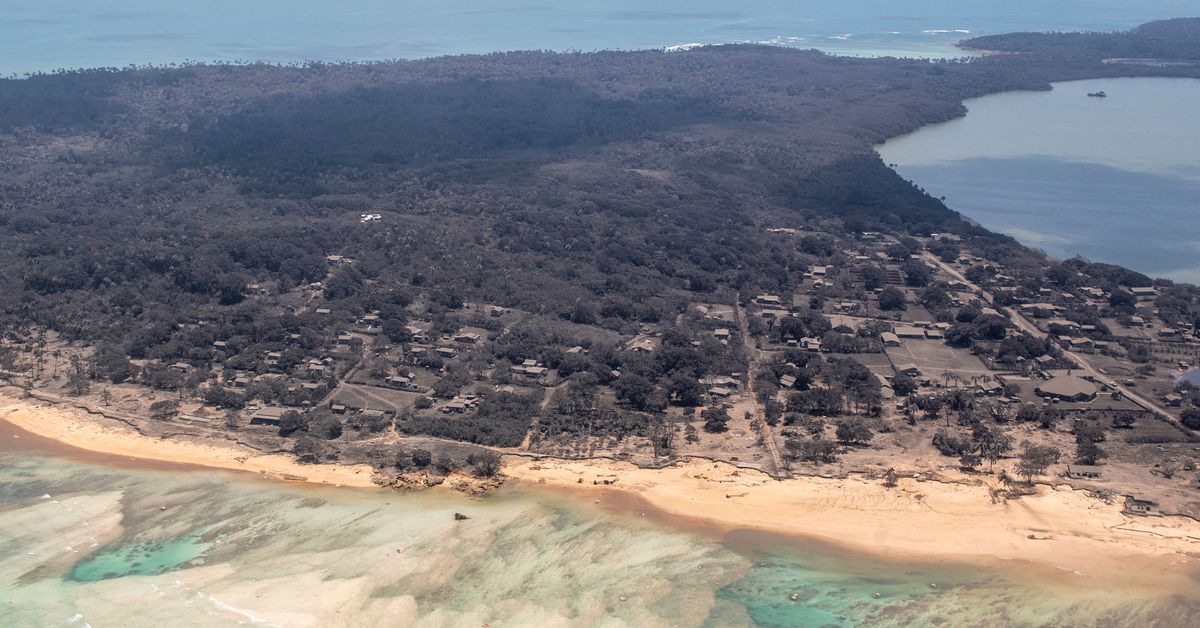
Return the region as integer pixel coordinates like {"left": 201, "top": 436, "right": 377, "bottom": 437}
{"left": 212, "top": 340, "right": 228, "bottom": 350}
{"left": 799, "top": 337, "right": 822, "bottom": 352}
{"left": 1020, "top": 303, "right": 1060, "bottom": 318}
{"left": 977, "top": 380, "right": 1003, "bottom": 396}
{"left": 454, "top": 332, "right": 482, "bottom": 345}
{"left": 1158, "top": 328, "right": 1184, "bottom": 341}
{"left": 249, "top": 406, "right": 290, "bottom": 427}
{"left": 924, "top": 328, "right": 945, "bottom": 340}
{"left": 779, "top": 374, "right": 798, "bottom": 389}
{"left": 1130, "top": 286, "right": 1157, "bottom": 301}
{"left": 1065, "top": 465, "right": 1103, "bottom": 480}
{"left": 386, "top": 375, "right": 414, "bottom": 389}
{"left": 358, "top": 314, "right": 381, "bottom": 333}
{"left": 713, "top": 328, "right": 732, "bottom": 340}
{"left": 168, "top": 362, "right": 193, "bottom": 374}
{"left": 442, "top": 401, "right": 468, "bottom": 414}
{"left": 754, "top": 294, "right": 783, "bottom": 306}
{"left": 1046, "top": 318, "right": 1081, "bottom": 333}
{"left": 700, "top": 376, "right": 739, "bottom": 390}
{"left": 709, "top": 387, "right": 734, "bottom": 398}
{"left": 1036, "top": 374, "right": 1098, "bottom": 402}
{"left": 435, "top": 347, "right": 458, "bottom": 359}
{"left": 1066, "top": 337, "right": 1095, "bottom": 351}
{"left": 488, "top": 306, "right": 508, "bottom": 318}
{"left": 524, "top": 366, "right": 548, "bottom": 379}
{"left": 881, "top": 332, "right": 901, "bottom": 347}
{"left": 894, "top": 326, "right": 926, "bottom": 339}
{"left": 895, "top": 363, "right": 921, "bottom": 377}
{"left": 336, "top": 334, "right": 355, "bottom": 347}
{"left": 315, "top": 308, "right": 331, "bottom": 316}
{"left": 1125, "top": 494, "right": 1159, "bottom": 515}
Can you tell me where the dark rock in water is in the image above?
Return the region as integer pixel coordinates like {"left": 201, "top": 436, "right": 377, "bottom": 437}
{"left": 454, "top": 512, "right": 469, "bottom": 521}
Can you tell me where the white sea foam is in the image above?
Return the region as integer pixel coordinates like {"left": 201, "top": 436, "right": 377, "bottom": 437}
{"left": 205, "top": 593, "right": 284, "bottom": 627}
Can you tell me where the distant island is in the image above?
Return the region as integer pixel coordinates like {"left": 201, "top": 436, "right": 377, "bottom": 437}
{"left": 2, "top": 19, "right": 1200, "bottom": 565}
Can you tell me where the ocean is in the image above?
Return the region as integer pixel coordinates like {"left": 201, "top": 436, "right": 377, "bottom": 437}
{"left": 877, "top": 77, "right": 1200, "bottom": 284}
{"left": 2, "top": 435, "right": 1199, "bottom": 627}
{"left": 2, "top": 0, "right": 1195, "bottom": 75}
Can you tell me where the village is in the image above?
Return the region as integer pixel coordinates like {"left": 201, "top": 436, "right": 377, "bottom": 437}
{"left": 4, "top": 224, "right": 1200, "bottom": 516}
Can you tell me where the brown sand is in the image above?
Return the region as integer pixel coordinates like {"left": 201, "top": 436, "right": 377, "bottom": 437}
{"left": 505, "top": 457, "right": 1200, "bottom": 591}
{"left": 5, "top": 393, "right": 1200, "bottom": 590}
{"left": 0, "top": 397, "right": 377, "bottom": 488}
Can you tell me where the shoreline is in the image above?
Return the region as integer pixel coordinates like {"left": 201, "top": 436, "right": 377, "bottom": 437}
{"left": 0, "top": 396, "right": 379, "bottom": 488}
{"left": 4, "top": 394, "right": 1200, "bottom": 592}
{"left": 505, "top": 457, "right": 1200, "bottom": 593}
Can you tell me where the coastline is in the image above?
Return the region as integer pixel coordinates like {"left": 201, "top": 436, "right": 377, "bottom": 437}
{"left": 0, "top": 396, "right": 378, "bottom": 488}
{"left": 505, "top": 457, "right": 1200, "bottom": 592}
{"left": 4, "top": 393, "right": 1200, "bottom": 592}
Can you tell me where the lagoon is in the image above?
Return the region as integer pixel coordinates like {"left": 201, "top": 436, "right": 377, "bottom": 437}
{"left": 878, "top": 77, "right": 1200, "bottom": 283}
{"left": 2, "top": 434, "right": 1199, "bottom": 627}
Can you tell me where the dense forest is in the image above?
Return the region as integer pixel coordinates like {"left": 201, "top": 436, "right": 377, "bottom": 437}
{"left": 0, "top": 20, "right": 1198, "bottom": 369}
{"left": 962, "top": 17, "right": 1200, "bottom": 61}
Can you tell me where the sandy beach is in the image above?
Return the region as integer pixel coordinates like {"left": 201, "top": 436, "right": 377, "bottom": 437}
{"left": 4, "top": 393, "right": 1200, "bottom": 592}
{"left": 506, "top": 457, "right": 1200, "bottom": 591}
{"left": 0, "top": 396, "right": 378, "bottom": 488}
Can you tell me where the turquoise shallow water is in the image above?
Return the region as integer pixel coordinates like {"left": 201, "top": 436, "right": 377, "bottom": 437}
{"left": 878, "top": 77, "right": 1200, "bottom": 284}
{"left": 2, "top": 0, "right": 1194, "bottom": 74}
{"left": 2, "top": 434, "right": 1199, "bottom": 627}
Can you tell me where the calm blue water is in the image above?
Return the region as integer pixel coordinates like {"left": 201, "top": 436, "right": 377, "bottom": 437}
{"left": 878, "top": 77, "right": 1200, "bottom": 284}
{"left": 2, "top": 0, "right": 1195, "bottom": 74}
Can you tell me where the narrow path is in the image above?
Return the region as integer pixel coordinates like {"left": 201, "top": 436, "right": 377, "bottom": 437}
{"left": 735, "top": 294, "right": 790, "bottom": 479}
{"left": 519, "top": 381, "right": 566, "bottom": 450}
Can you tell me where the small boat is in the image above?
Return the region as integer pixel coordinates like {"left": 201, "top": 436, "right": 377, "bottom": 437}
{"left": 1087, "top": 91, "right": 1107, "bottom": 98}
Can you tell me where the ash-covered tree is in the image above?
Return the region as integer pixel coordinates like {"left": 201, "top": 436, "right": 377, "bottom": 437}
{"left": 878, "top": 287, "right": 907, "bottom": 311}
{"left": 411, "top": 449, "right": 433, "bottom": 468}
{"left": 701, "top": 405, "right": 731, "bottom": 433}
{"left": 835, "top": 417, "right": 873, "bottom": 445}
{"left": 468, "top": 450, "right": 502, "bottom": 477}
{"left": 1016, "top": 442, "right": 1061, "bottom": 483}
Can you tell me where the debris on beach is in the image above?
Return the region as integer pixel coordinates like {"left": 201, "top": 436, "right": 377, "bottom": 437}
{"left": 454, "top": 512, "right": 470, "bottom": 521}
